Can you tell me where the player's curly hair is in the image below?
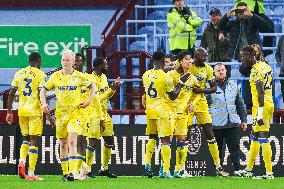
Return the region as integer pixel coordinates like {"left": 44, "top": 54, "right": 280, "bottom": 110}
{"left": 241, "top": 45, "right": 256, "bottom": 56}
{"left": 29, "top": 52, "right": 41, "bottom": 63}
{"left": 152, "top": 51, "right": 166, "bottom": 61}
{"left": 93, "top": 57, "right": 105, "bottom": 68}
{"left": 176, "top": 51, "right": 193, "bottom": 62}
{"left": 75, "top": 53, "right": 85, "bottom": 62}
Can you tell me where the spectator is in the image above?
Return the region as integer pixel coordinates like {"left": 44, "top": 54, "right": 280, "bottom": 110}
{"left": 234, "top": 0, "right": 275, "bottom": 56}
{"left": 208, "top": 63, "right": 247, "bottom": 175}
{"left": 276, "top": 35, "right": 284, "bottom": 103}
{"left": 219, "top": 2, "right": 273, "bottom": 61}
{"left": 167, "top": 0, "right": 202, "bottom": 56}
{"left": 201, "top": 8, "right": 230, "bottom": 62}
{"left": 234, "top": 0, "right": 265, "bottom": 14}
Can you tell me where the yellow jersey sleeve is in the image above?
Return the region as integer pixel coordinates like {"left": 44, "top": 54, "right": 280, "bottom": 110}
{"left": 165, "top": 73, "right": 174, "bottom": 92}
{"left": 11, "top": 71, "right": 19, "bottom": 88}
{"left": 250, "top": 62, "right": 273, "bottom": 107}
{"left": 44, "top": 73, "right": 56, "bottom": 91}
{"left": 206, "top": 64, "right": 215, "bottom": 82}
{"left": 39, "top": 73, "right": 47, "bottom": 89}
{"left": 79, "top": 72, "right": 93, "bottom": 89}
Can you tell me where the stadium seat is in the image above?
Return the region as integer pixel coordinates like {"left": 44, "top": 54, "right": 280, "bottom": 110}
{"left": 274, "top": 21, "right": 282, "bottom": 33}
{"left": 195, "top": 39, "right": 201, "bottom": 47}
{"left": 0, "top": 69, "right": 18, "bottom": 87}
{"left": 265, "top": 8, "right": 274, "bottom": 15}
{"left": 129, "top": 41, "right": 154, "bottom": 52}
{"left": 120, "top": 59, "right": 127, "bottom": 76}
{"left": 154, "top": 0, "right": 172, "bottom": 5}
{"left": 138, "top": 26, "right": 164, "bottom": 38}
{"left": 135, "top": 115, "right": 146, "bottom": 124}
{"left": 273, "top": 7, "right": 284, "bottom": 15}
{"left": 265, "top": 54, "right": 276, "bottom": 62}
{"left": 146, "top": 11, "right": 168, "bottom": 31}
{"left": 185, "top": 0, "right": 203, "bottom": 5}
{"left": 230, "top": 68, "right": 241, "bottom": 79}
{"left": 147, "top": 11, "right": 167, "bottom": 20}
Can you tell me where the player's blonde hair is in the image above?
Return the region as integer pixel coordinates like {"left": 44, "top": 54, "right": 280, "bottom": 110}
{"left": 62, "top": 50, "right": 75, "bottom": 61}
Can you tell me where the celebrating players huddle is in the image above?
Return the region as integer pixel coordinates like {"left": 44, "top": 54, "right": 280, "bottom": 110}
{"left": 5, "top": 45, "right": 274, "bottom": 181}
{"left": 142, "top": 46, "right": 274, "bottom": 179}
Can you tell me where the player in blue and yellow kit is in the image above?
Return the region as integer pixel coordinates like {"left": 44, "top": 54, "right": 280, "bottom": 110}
{"left": 40, "top": 50, "right": 97, "bottom": 181}
{"left": 85, "top": 57, "right": 122, "bottom": 178}
{"left": 238, "top": 45, "right": 274, "bottom": 179}
{"left": 6, "top": 52, "right": 47, "bottom": 180}
{"left": 188, "top": 47, "right": 228, "bottom": 177}
{"left": 142, "top": 51, "right": 190, "bottom": 178}
{"left": 73, "top": 53, "right": 103, "bottom": 179}
{"left": 168, "top": 51, "right": 201, "bottom": 178}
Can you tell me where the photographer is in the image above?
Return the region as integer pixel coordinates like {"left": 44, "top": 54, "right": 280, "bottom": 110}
{"left": 219, "top": 2, "right": 273, "bottom": 61}
{"left": 234, "top": 0, "right": 275, "bottom": 56}
{"left": 167, "top": 0, "right": 202, "bottom": 56}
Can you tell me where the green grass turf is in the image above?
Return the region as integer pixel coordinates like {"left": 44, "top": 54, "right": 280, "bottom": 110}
{"left": 1, "top": 175, "right": 284, "bottom": 189}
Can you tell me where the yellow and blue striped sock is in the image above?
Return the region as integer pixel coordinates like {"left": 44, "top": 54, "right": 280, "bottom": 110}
{"left": 247, "top": 135, "right": 260, "bottom": 170}
{"left": 76, "top": 154, "right": 85, "bottom": 173}
{"left": 161, "top": 144, "right": 171, "bottom": 173}
{"left": 180, "top": 142, "right": 189, "bottom": 171}
{"left": 68, "top": 156, "right": 77, "bottom": 174}
{"left": 259, "top": 138, "right": 272, "bottom": 173}
{"left": 102, "top": 146, "right": 112, "bottom": 171}
{"left": 175, "top": 141, "right": 187, "bottom": 171}
{"left": 28, "top": 146, "right": 38, "bottom": 175}
{"left": 20, "top": 141, "right": 30, "bottom": 162}
{"left": 145, "top": 139, "right": 156, "bottom": 165}
{"left": 86, "top": 145, "right": 95, "bottom": 173}
{"left": 207, "top": 138, "right": 221, "bottom": 167}
{"left": 61, "top": 157, "right": 69, "bottom": 175}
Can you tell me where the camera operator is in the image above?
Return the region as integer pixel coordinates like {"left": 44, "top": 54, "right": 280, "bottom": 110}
{"left": 219, "top": 2, "right": 273, "bottom": 61}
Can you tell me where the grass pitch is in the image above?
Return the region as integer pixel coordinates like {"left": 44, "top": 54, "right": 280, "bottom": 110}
{"left": 1, "top": 175, "right": 284, "bottom": 189}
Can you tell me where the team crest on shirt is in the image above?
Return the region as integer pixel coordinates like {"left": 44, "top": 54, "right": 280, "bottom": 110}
{"left": 148, "top": 74, "right": 158, "bottom": 79}
{"left": 100, "top": 87, "right": 107, "bottom": 93}
{"left": 195, "top": 75, "right": 204, "bottom": 82}
{"left": 184, "top": 86, "right": 193, "bottom": 90}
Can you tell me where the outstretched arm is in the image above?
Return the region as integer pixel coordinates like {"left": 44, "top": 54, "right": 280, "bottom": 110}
{"left": 167, "top": 73, "right": 190, "bottom": 101}
{"left": 40, "top": 87, "right": 50, "bottom": 114}
{"left": 167, "top": 82, "right": 185, "bottom": 101}
{"left": 6, "top": 88, "right": 17, "bottom": 125}
{"left": 193, "top": 80, "right": 217, "bottom": 94}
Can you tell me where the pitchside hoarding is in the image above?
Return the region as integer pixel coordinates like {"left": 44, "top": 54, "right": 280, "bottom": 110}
{"left": 0, "top": 25, "right": 91, "bottom": 68}
{"left": 1, "top": 124, "right": 284, "bottom": 176}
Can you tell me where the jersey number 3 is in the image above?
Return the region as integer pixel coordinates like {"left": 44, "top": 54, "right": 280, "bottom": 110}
{"left": 23, "top": 78, "right": 32, "bottom": 96}
{"left": 147, "top": 82, "right": 157, "bottom": 98}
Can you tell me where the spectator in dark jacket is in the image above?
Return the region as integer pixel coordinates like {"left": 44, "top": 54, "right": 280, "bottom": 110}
{"left": 234, "top": 0, "right": 275, "bottom": 56}
{"left": 201, "top": 8, "right": 231, "bottom": 76}
{"left": 276, "top": 35, "right": 284, "bottom": 102}
{"left": 201, "top": 8, "right": 230, "bottom": 62}
{"left": 219, "top": 2, "right": 273, "bottom": 61}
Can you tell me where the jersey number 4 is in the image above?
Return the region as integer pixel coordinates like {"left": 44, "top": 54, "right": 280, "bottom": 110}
{"left": 23, "top": 78, "right": 32, "bottom": 96}
{"left": 147, "top": 82, "right": 157, "bottom": 98}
